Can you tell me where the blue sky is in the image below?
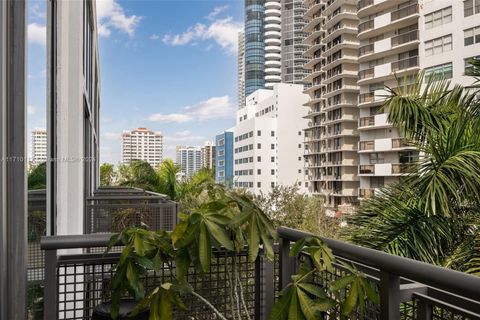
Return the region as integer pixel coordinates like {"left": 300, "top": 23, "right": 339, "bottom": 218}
{"left": 28, "top": 0, "right": 243, "bottom": 163}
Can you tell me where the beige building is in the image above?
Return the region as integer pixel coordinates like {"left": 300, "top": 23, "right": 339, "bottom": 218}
{"left": 121, "top": 128, "right": 163, "bottom": 168}
{"left": 31, "top": 129, "right": 47, "bottom": 166}
{"left": 201, "top": 141, "right": 216, "bottom": 170}
{"left": 303, "top": 0, "right": 360, "bottom": 216}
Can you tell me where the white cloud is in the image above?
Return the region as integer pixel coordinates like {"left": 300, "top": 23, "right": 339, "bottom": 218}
{"left": 162, "top": 7, "right": 241, "bottom": 54}
{"left": 96, "top": 0, "right": 142, "bottom": 38}
{"left": 148, "top": 113, "right": 193, "bottom": 123}
{"left": 150, "top": 34, "right": 160, "bottom": 40}
{"left": 31, "top": 3, "right": 46, "bottom": 20}
{"left": 28, "top": 23, "right": 46, "bottom": 46}
{"left": 148, "top": 95, "right": 235, "bottom": 124}
{"left": 207, "top": 5, "right": 229, "bottom": 20}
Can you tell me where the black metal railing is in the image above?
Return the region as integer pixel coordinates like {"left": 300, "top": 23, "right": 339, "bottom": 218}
{"left": 85, "top": 187, "right": 178, "bottom": 234}
{"left": 40, "top": 228, "right": 480, "bottom": 320}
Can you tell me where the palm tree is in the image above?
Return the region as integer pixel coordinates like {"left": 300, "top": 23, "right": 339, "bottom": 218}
{"left": 347, "top": 68, "right": 480, "bottom": 275}
{"left": 156, "top": 159, "right": 182, "bottom": 200}
{"left": 117, "top": 160, "right": 160, "bottom": 192}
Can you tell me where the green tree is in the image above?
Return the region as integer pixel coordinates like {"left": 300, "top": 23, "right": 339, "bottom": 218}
{"left": 117, "top": 160, "right": 159, "bottom": 192}
{"left": 347, "top": 71, "right": 480, "bottom": 274}
{"left": 156, "top": 159, "right": 181, "bottom": 200}
{"left": 256, "top": 185, "right": 342, "bottom": 239}
{"left": 100, "top": 163, "right": 116, "bottom": 186}
{"left": 28, "top": 162, "right": 46, "bottom": 190}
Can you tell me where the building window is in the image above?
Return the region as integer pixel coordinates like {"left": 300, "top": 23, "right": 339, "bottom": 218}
{"left": 219, "top": 171, "right": 225, "bottom": 177}
{"left": 257, "top": 156, "right": 261, "bottom": 162}
{"left": 464, "top": 26, "right": 480, "bottom": 46}
{"left": 425, "top": 6, "right": 452, "bottom": 30}
{"left": 271, "top": 156, "right": 275, "bottom": 162}
{"left": 425, "top": 63, "right": 453, "bottom": 82}
{"left": 271, "top": 131, "right": 275, "bottom": 136}
{"left": 298, "top": 169, "right": 301, "bottom": 173}
{"left": 271, "top": 182, "right": 275, "bottom": 187}
{"left": 369, "top": 153, "right": 385, "bottom": 164}
{"left": 257, "top": 169, "right": 261, "bottom": 174}
{"left": 257, "top": 130, "right": 261, "bottom": 136}
{"left": 425, "top": 34, "right": 452, "bottom": 56}
{"left": 271, "top": 144, "right": 275, "bottom": 150}
{"left": 370, "top": 177, "right": 384, "bottom": 188}
{"left": 298, "top": 131, "right": 302, "bottom": 136}
{"left": 257, "top": 182, "right": 261, "bottom": 188}
{"left": 464, "top": 56, "right": 480, "bottom": 75}
{"left": 257, "top": 143, "right": 261, "bottom": 149}
{"left": 271, "top": 169, "right": 275, "bottom": 175}
{"left": 218, "top": 138, "right": 225, "bottom": 146}
{"left": 464, "top": 0, "right": 480, "bottom": 16}
{"left": 219, "top": 160, "right": 225, "bottom": 166}
{"left": 218, "top": 150, "right": 225, "bottom": 157}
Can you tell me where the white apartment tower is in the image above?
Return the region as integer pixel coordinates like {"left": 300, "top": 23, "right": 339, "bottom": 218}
{"left": 201, "top": 141, "right": 216, "bottom": 170}
{"left": 357, "top": 1, "right": 420, "bottom": 199}
{"left": 356, "top": 0, "right": 480, "bottom": 199}
{"left": 264, "top": 0, "right": 283, "bottom": 88}
{"left": 121, "top": 128, "right": 163, "bottom": 168}
{"left": 176, "top": 146, "right": 202, "bottom": 179}
{"left": 233, "top": 83, "right": 308, "bottom": 195}
{"left": 238, "top": 30, "right": 246, "bottom": 108}
{"left": 303, "top": 0, "right": 360, "bottom": 216}
{"left": 31, "top": 129, "right": 47, "bottom": 166}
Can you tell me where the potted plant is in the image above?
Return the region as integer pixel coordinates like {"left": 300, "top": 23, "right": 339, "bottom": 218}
{"left": 103, "top": 185, "right": 378, "bottom": 319}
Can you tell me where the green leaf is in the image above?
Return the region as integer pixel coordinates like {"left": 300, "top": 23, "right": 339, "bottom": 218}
{"left": 290, "top": 238, "right": 306, "bottom": 257}
{"left": 341, "top": 280, "right": 358, "bottom": 316}
{"left": 175, "top": 248, "right": 191, "bottom": 281}
{"left": 199, "top": 222, "right": 211, "bottom": 272}
{"left": 329, "top": 275, "right": 355, "bottom": 292}
{"left": 126, "top": 261, "right": 144, "bottom": 300}
{"left": 248, "top": 215, "right": 260, "bottom": 262}
{"left": 269, "top": 285, "right": 293, "bottom": 320}
{"left": 297, "top": 289, "right": 317, "bottom": 320}
{"left": 105, "top": 233, "right": 120, "bottom": 255}
{"left": 297, "top": 283, "right": 327, "bottom": 299}
{"left": 288, "top": 288, "right": 305, "bottom": 320}
{"left": 205, "top": 220, "right": 234, "bottom": 251}
{"left": 361, "top": 278, "right": 379, "bottom": 305}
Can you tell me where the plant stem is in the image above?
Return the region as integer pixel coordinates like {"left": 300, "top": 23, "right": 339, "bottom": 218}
{"left": 190, "top": 290, "right": 228, "bottom": 320}
{"left": 236, "top": 263, "right": 252, "bottom": 320}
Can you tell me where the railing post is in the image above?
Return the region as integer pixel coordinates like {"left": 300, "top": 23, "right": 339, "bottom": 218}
{"left": 379, "top": 271, "right": 400, "bottom": 320}
{"left": 279, "top": 237, "right": 295, "bottom": 290}
{"left": 417, "top": 299, "right": 432, "bottom": 320}
{"left": 43, "top": 249, "right": 57, "bottom": 320}
{"left": 263, "top": 256, "right": 275, "bottom": 319}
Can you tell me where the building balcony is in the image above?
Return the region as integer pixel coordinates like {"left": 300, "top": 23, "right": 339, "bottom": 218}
{"left": 264, "top": 23, "right": 281, "bottom": 31}
{"left": 358, "top": 90, "right": 388, "bottom": 107}
{"left": 359, "top": 30, "right": 419, "bottom": 61}
{"left": 265, "top": 8, "right": 281, "bottom": 17}
{"left": 359, "top": 138, "right": 415, "bottom": 153}
{"left": 38, "top": 226, "right": 480, "bottom": 319}
{"left": 265, "top": 30, "right": 281, "bottom": 39}
{"left": 265, "top": 0, "right": 281, "bottom": 10}
{"left": 357, "top": 0, "right": 411, "bottom": 18}
{"left": 358, "top": 113, "right": 390, "bottom": 129}
{"left": 358, "top": 3, "right": 419, "bottom": 40}
{"left": 358, "top": 57, "right": 419, "bottom": 85}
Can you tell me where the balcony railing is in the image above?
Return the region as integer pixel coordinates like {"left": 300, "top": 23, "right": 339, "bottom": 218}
{"left": 392, "top": 138, "right": 413, "bottom": 149}
{"left": 359, "top": 92, "right": 375, "bottom": 104}
{"left": 357, "top": 0, "right": 374, "bottom": 11}
{"left": 359, "top": 140, "right": 374, "bottom": 151}
{"left": 391, "top": 29, "right": 419, "bottom": 47}
{"left": 359, "top": 116, "right": 374, "bottom": 127}
{"left": 39, "top": 227, "right": 480, "bottom": 319}
{"left": 359, "top": 67, "right": 374, "bottom": 80}
{"left": 359, "top": 43, "right": 374, "bottom": 56}
{"left": 391, "top": 56, "right": 419, "bottom": 72}
{"left": 358, "top": 19, "right": 374, "bottom": 33}
{"left": 391, "top": 3, "right": 419, "bottom": 22}
{"left": 359, "top": 164, "right": 375, "bottom": 174}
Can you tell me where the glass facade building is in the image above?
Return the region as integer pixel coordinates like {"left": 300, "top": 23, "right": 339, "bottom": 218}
{"left": 245, "top": 0, "right": 265, "bottom": 97}
{"left": 215, "top": 131, "right": 234, "bottom": 185}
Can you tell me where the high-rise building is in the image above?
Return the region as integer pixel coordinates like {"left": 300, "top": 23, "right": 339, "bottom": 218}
{"left": 281, "top": 0, "right": 309, "bottom": 84}
{"left": 357, "top": 1, "right": 420, "bottom": 200}
{"left": 303, "top": 0, "right": 360, "bottom": 216}
{"left": 233, "top": 83, "right": 308, "bottom": 195}
{"left": 264, "top": 0, "right": 282, "bottom": 88}
{"left": 176, "top": 146, "right": 202, "bottom": 179}
{"left": 238, "top": 31, "right": 246, "bottom": 108}
{"left": 201, "top": 141, "right": 216, "bottom": 170}
{"left": 121, "top": 128, "right": 163, "bottom": 168}
{"left": 215, "top": 131, "right": 234, "bottom": 185}
{"left": 31, "top": 129, "right": 47, "bottom": 166}
{"left": 245, "top": 0, "right": 266, "bottom": 97}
